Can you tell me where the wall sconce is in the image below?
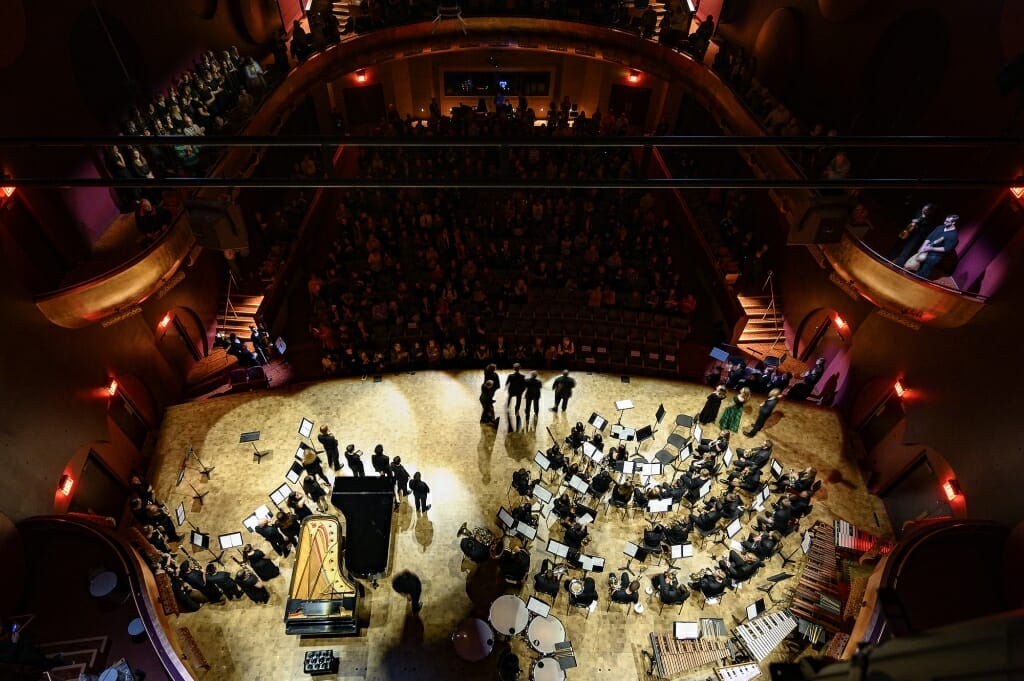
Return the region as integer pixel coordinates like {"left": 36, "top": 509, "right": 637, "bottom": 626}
{"left": 158, "top": 312, "right": 173, "bottom": 330}
{"left": 628, "top": 70, "right": 640, "bottom": 83}
{"left": 1011, "top": 186, "right": 1024, "bottom": 200}
{"left": 58, "top": 474, "right": 74, "bottom": 496}
{"left": 107, "top": 378, "right": 119, "bottom": 397}
{"left": 942, "top": 478, "right": 962, "bottom": 501}
{"left": 893, "top": 379, "right": 907, "bottom": 398}
{"left": 356, "top": 69, "right": 366, "bottom": 83}
{"left": 832, "top": 313, "right": 847, "bottom": 330}
{"left": 0, "top": 176, "right": 14, "bottom": 209}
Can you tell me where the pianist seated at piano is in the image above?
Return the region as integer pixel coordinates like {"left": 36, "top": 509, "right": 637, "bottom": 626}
{"left": 697, "top": 430, "right": 731, "bottom": 455}
{"left": 741, "top": 531, "right": 782, "bottom": 560}
{"left": 242, "top": 544, "right": 280, "bottom": 580}
{"left": 731, "top": 439, "right": 773, "bottom": 470}
{"left": 718, "top": 550, "right": 763, "bottom": 583}
{"left": 755, "top": 497, "right": 794, "bottom": 534}
{"left": 534, "top": 559, "right": 563, "bottom": 597}
{"left": 499, "top": 544, "right": 532, "bottom": 582}
{"left": 610, "top": 575, "right": 641, "bottom": 604}
{"left": 511, "top": 467, "right": 538, "bottom": 497}
{"left": 552, "top": 492, "right": 575, "bottom": 520}
{"left": 691, "top": 568, "right": 729, "bottom": 598}
{"left": 651, "top": 571, "right": 689, "bottom": 605}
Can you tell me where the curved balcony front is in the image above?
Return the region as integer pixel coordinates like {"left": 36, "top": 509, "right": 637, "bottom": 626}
{"left": 34, "top": 211, "right": 195, "bottom": 329}
{"left": 820, "top": 232, "right": 986, "bottom": 328}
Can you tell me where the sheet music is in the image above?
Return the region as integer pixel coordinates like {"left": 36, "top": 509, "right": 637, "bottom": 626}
{"left": 516, "top": 521, "right": 537, "bottom": 540}
{"left": 546, "top": 540, "right": 570, "bottom": 558}
{"left": 588, "top": 413, "right": 608, "bottom": 431}
{"left": 621, "top": 461, "right": 635, "bottom": 474}
{"left": 270, "top": 483, "right": 291, "bottom": 506}
{"left": 670, "top": 544, "right": 685, "bottom": 559}
{"left": 527, "top": 596, "right": 551, "bottom": 618}
{"left": 679, "top": 446, "right": 692, "bottom": 462}
{"left": 285, "top": 462, "right": 302, "bottom": 484}
{"left": 647, "top": 498, "right": 672, "bottom": 513}
{"left": 730, "top": 540, "right": 744, "bottom": 552}
{"left": 175, "top": 502, "right": 186, "bottom": 526}
{"left": 533, "top": 484, "right": 553, "bottom": 503}
{"left": 568, "top": 475, "right": 590, "bottom": 494}
{"left": 699, "top": 480, "right": 713, "bottom": 499}
{"left": 255, "top": 504, "right": 272, "bottom": 520}
{"left": 641, "top": 463, "right": 663, "bottom": 477}
{"left": 298, "top": 417, "right": 314, "bottom": 438}
{"left": 801, "top": 530, "right": 813, "bottom": 554}
{"left": 578, "top": 512, "right": 596, "bottom": 525}
{"left": 693, "top": 425, "right": 703, "bottom": 442}
{"left": 724, "top": 448, "right": 734, "bottom": 467}
{"left": 582, "top": 441, "right": 604, "bottom": 463}
{"left": 534, "top": 451, "right": 551, "bottom": 470}
{"left": 727, "top": 518, "right": 742, "bottom": 537}
{"left": 498, "top": 507, "right": 515, "bottom": 528}
{"left": 242, "top": 514, "right": 259, "bottom": 531}
{"left": 770, "top": 459, "right": 784, "bottom": 479}
{"left": 674, "top": 621, "right": 699, "bottom": 640}
{"left": 615, "top": 399, "right": 634, "bottom": 411}
{"left": 218, "top": 532, "right": 244, "bottom": 549}
{"left": 624, "top": 541, "right": 640, "bottom": 558}
{"left": 682, "top": 543, "right": 694, "bottom": 558}
{"left": 579, "top": 554, "right": 604, "bottom": 571}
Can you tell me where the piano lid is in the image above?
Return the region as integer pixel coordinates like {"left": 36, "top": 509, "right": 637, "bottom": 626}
{"left": 332, "top": 477, "right": 395, "bottom": 578}
{"left": 284, "top": 515, "right": 358, "bottom": 636}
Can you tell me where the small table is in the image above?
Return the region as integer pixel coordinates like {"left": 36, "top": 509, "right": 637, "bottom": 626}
{"left": 489, "top": 595, "right": 529, "bottom": 636}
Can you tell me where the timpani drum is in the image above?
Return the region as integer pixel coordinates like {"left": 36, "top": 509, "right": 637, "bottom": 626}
{"left": 527, "top": 614, "right": 566, "bottom": 654}
{"left": 489, "top": 594, "right": 530, "bottom": 636}
{"left": 451, "top": 618, "right": 495, "bottom": 661}
{"left": 531, "top": 656, "right": 566, "bottom": 681}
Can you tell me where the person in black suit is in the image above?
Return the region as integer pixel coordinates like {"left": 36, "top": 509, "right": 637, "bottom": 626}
{"left": 505, "top": 363, "right": 527, "bottom": 413}
{"left": 302, "top": 474, "right": 329, "bottom": 512}
{"left": 512, "top": 468, "right": 536, "bottom": 497}
{"left": 181, "top": 558, "right": 225, "bottom": 603}
{"left": 732, "top": 439, "right": 773, "bottom": 470}
{"left": 371, "top": 444, "right": 391, "bottom": 478}
{"left": 242, "top": 544, "right": 280, "bottom": 580}
{"left": 302, "top": 448, "right": 331, "bottom": 487}
{"left": 287, "top": 490, "right": 313, "bottom": 520}
{"left": 789, "top": 490, "right": 813, "bottom": 518}
{"left": 691, "top": 504, "right": 722, "bottom": 533}
{"left": 719, "top": 550, "right": 762, "bottom": 582}
{"left": 479, "top": 380, "right": 499, "bottom": 427}
{"left": 391, "top": 456, "right": 411, "bottom": 507}
{"left": 318, "top": 425, "right": 342, "bottom": 471}
{"left": 499, "top": 545, "right": 531, "bottom": 581}
{"left": 550, "top": 370, "right": 576, "bottom": 412}
{"left": 698, "top": 430, "right": 731, "bottom": 455}
{"left": 568, "top": 576, "right": 598, "bottom": 607}
{"left": 664, "top": 518, "right": 692, "bottom": 546}
{"left": 611, "top": 577, "right": 641, "bottom": 604}
{"left": 344, "top": 444, "right": 365, "bottom": 477}
{"left": 235, "top": 567, "right": 270, "bottom": 604}
{"left": 756, "top": 497, "right": 793, "bottom": 533}
{"left": 692, "top": 568, "right": 729, "bottom": 597}
{"left": 562, "top": 521, "right": 589, "bottom": 550}
{"left": 652, "top": 571, "right": 688, "bottom": 605}
{"left": 741, "top": 531, "right": 782, "bottom": 560}
{"left": 590, "top": 469, "right": 613, "bottom": 498}
{"left": 255, "top": 517, "right": 290, "bottom": 557}
{"left": 409, "top": 471, "right": 431, "bottom": 512}
{"left": 524, "top": 371, "right": 543, "bottom": 418}
{"left": 534, "top": 560, "right": 562, "bottom": 597}
{"left": 744, "top": 389, "right": 781, "bottom": 437}
{"left": 205, "top": 563, "right": 243, "bottom": 599}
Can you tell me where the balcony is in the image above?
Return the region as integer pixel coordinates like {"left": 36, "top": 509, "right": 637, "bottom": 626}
{"left": 819, "top": 231, "right": 986, "bottom": 328}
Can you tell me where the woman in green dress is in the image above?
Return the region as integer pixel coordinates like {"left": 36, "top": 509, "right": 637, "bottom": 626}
{"left": 719, "top": 387, "right": 750, "bottom": 433}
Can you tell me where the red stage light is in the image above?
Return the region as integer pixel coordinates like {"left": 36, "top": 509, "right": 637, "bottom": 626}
{"left": 893, "top": 380, "right": 906, "bottom": 397}
{"left": 628, "top": 70, "right": 640, "bottom": 83}
{"left": 58, "top": 474, "right": 74, "bottom": 496}
{"left": 356, "top": 69, "right": 366, "bottom": 83}
{"left": 158, "top": 313, "right": 172, "bottom": 329}
{"left": 942, "top": 479, "right": 961, "bottom": 501}
{"left": 107, "top": 378, "right": 118, "bottom": 397}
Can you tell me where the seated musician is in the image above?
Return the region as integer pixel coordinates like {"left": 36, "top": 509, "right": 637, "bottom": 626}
{"left": 724, "top": 465, "right": 762, "bottom": 493}
{"left": 732, "top": 439, "right": 773, "bottom": 470}
{"left": 591, "top": 432, "right": 605, "bottom": 451}
{"left": 691, "top": 502, "right": 722, "bottom": 533}
{"left": 499, "top": 545, "right": 531, "bottom": 581}
{"left": 697, "top": 430, "right": 731, "bottom": 455}
{"left": 590, "top": 469, "right": 613, "bottom": 497}
{"left": 652, "top": 571, "right": 689, "bottom": 605}
{"left": 755, "top": 497, "right": 793, "bottom": 533}
{"left": 566, "top": 421, "right": 588, "bottom": 450}
{"left": 534, "top": 558, "right": 562, "bottom": 597}
{"left": 719, "top": 550, "right": 763, "bottom": 582}
{"left": 779, "top": 467, "right": 818, "bottom": 493}
{"left": 610, "top": 481, "right": 633, "bottom": 506}
{"left": 568, "top": 576, "right": 598, "bottom": 607}
{"left": 546, "top": 444, "right": 567, "bottom": 472}
{"left": 689, "top": 451, "right": 719, "bottom": 475}
{"left": 692, "top": 568, "right": 729, "bottom": 597}
{"left": 741, "top": 530, "right": 782, "bottom": 560}
{"left": 512, "top": 502, "right": 539, "bottom": 527}
{"left": 552, "top": 492, "right": 575, "bottom": 520}
{"left": 562, "top": 520, "right": 589, "bottom": 550}
{"left": 788, "top": 490, "right": 812, "bottom": 518}
{"left": 632, "top": 486, "right": 650, "bottom": 509}
{"left": 666, "top": 479, "right": 688, "bottom": 504}
{"left": 457, "top": 524, "right": 493, "bottom": 563}
{"left": 720, "top": 492, "right": 744, "bottom": 520}
{"left": 608, "top": 445, "right": 628, "bottom": 464}
{"left": 664, "top": 518, "right": 692, "bottom": 546}
{"left": 683, "top": 469, "right": 713, "bottom": 502}
{"left": 511, "top": 468, "right": 537, "bottom": 497}
{"left": 611, "top": 578, "right": 641, "bottom": 605}
{"left": 497, "top": 649, "right": 520, "bottom": 681}
{"left": 642, "top": 524, "right": 666, "bottom": 552}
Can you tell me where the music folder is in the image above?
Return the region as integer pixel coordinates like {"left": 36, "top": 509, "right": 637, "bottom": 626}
{"left": 546, "top": 539, "right": 570, "bottom": 559}
{"left": 270, "top": 483, "right": 292, "bottom": 506}
{"left": 745, "top": 598, "right": 766, "bottom": 621}
{"left": 254, "top": 504, "right": 272, "bottom": 520}
{"left": 242, "top": 514, "right": 259, "bottom": 532}
{"left": 588, "top": 413, "right": 608, "bottom": 432}
{"left": 674, "top": 621, "right": 699, "bottom": 640}
{"left": 770, "top": 458, "right": 784, "bottom": 479}
{"left": 190, "top": 531, "right": 210, "bottom": 549}
{"left": 582, "top": 441, "right": 604, "bottom": 463}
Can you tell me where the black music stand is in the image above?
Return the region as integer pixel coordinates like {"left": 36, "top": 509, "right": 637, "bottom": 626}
{"left": 758, "top": 572, "right": 793, "bottom": 603}
{"left": 780, "top": 530, "right": 810, "bottom": 568}
{"left": 240, "top": 431, "right": 269, "bottom": 463}
{"left": 188, "top": 444, "right": 215, "bottom": 477}
{"left": 588, "top": 412, "right": 608, "bottom": 434}
{"left": 190, "top": 529, "right": 222, "bottom": 562}
{"left": 620, "top": 541, "right": 646, "bottom": 574}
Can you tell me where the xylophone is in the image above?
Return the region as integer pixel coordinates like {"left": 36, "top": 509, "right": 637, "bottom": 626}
{"left": 833, "top": 519, "right": 892, "bottom": 555}
{"left": 716, "top": 662, "right": 761, "bottom": 681}
{"left": 790, "top": 521, "right": 844, "bottom": 633}
{"left": 648, "top": 633, "right": 733, "bottom": 678}
{"left": 733, "top": 610, "right": 796, "bottom": 663}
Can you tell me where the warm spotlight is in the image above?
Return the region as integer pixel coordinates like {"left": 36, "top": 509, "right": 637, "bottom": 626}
{"left": 1011, "top": 186, "right": 1024, "bottom": 200}
{"left": 356, "top": 69, "right": 367, "bottom": 83}
{"left": 942, "top": 479, "right": 962, "bottom": 501}
{"left": 893, "top": 379, "right": 906, "bottom": 398}
{"left": 58, "top": 474, "right": 74, "bottom": 496}
{"left": 107, "top": 378, "right": 119, "bottom": 397}
{"left": 158, "top": 312, "right": 172, "bottom": 330}
{"left": 832, "top": 314, "right": 847, "bottom": 330}
{"left": 1, "top": 186, "right": 13, "bottom": 199}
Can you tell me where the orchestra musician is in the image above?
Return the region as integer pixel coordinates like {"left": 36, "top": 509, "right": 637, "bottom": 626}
{"left": 697, "top": 430, "right": 731, "bottom": 455}
{"left": 534, "top": 558, "right": 562, "bottom": 598}
{"left": 499, "top": 545, "right": 531, "bottom": 582}
{"left": 566, "top": 576, "right": 598, "bottom": 607}
{"left": 788, "top": 490, "right": 813, "bottom": 519}
{"left": 142, "top": 524, "right": 170, "bottom": 553}
{"left": 777, "top": 467, "right": 818, "bottom": 493}
{"left": 590, "top": 469, "right": 613, "bottom": 498}
{"left": 719, "top": 550, "right": 763, "bottom": 582}
{"left": 732, "top": 439, "right": 773, "bottom": 470}
{"left": 512, "top": 502, "right": 538, "bottom": 528}
{"left": 643, "top": 523, "right": 666, "bottom": 553}
{"left": 720, "top": 492, "right": 744, "bottom": 520}
{"left": 287, "top": 489, "right": 313, "bottom": 521}
{"left": 755, "top": 497, "right": 793, "bottom": 533}
{"left": 275, "top": 511, "right": 301, "bottom": 548}
{"left": 566, "top": 421, "right": 589, "bottom": 450}
{"left": 691, "top": 567, "right": 729, "bottom": 597}
{"left": 546, "top": 444, "right": 567, "bottom": 473}
{"left": 302, "top": 474, "right": 330, "bottom": 513}
{"left": 741, "top": 531, "right": 782, "bottom": 560}
{"left": 561, "top": 520, "right": 589, "bottom": 550}
{"left": 235, "top": 566, "right": 270, "bottom": 604}
{"left": 610, "top": 481, "right": 634, "bottom": 506}
{"left": 255, "top": 517, "right": 291, "bottom": 557}
{"left": 724, "top": 464, "right": 762, "bottom": 493}
{"left": 511, "top": 467, "right": 537, "bottom": 497}
{"left": 301, "top": 447, "right": 331, "bottom": 487}
{"left": 371, "top": 444, "right": 391, "bottom": 478}
{"left": 205, "top": 562, "right": 244, "bottom": 599}
{"left": 344, "top": 444, "right": 365, "bottom": 477}
{"left": 552, "top": 492, "right": 575, "bottom": 520}
{"left": 456, "top": 523, "right": 494, "bottom": 563}
{"left": 651, "top": 571, "right": 689, "bottom": 605}
{"left": 242, "top": 544, "right": 281, "bottom": 580}
{"left": 180, "top": 557, "right": 226, "bottom": 604}
{"left": 691, "top": 501, "right": 723, "bottom": 533}
{"left": 683, "top": 469, "right": 713, "bottom": 503}
{"left": 591, "top": 432, "right": 605, "bottom": 451}
{"left": 664, "top": 518, "right": 692, "bottom": 546}
{"left": 611, "top": 575, "right": 641, "bottom": 604}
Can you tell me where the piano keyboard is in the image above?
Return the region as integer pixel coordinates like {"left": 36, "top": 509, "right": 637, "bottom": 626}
{"left": 833, "top": 519, "right": 893, "bottom": 555}
{"left": 733, "top": 610, "right": 796, "bottom": 662}
{"left": 649, "top": 633, "right": 733, "bottom": 678}
{"left": 701, "top": 617, "right": 727, "bottom": 638}
{"left": 716, "top": 662, "right": 761, "bottom": 681}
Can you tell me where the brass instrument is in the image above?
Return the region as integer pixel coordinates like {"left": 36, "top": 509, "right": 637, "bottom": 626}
{"left": 457, "top": 523, "right": 496, "bottom": 546}
{"left": 568, "top": 579, "right": 584, "bottom": 596}
{"left": 899, "top": 218, "right": 921, "bottom": 240}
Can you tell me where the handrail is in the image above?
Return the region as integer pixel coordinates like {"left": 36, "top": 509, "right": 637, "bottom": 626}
{"left": 19, "top": 515, "right": 197, "bottom": 681}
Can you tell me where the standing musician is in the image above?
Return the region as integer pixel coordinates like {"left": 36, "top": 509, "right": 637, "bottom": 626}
{"left": 287, "top": 489, "right": 313, "bottom": 521}
{"left": 344, "top": 444, "right": 365, "bottom": 477}
{"left": 505, "top": 363, "right": 527, "bottom": 413}
{"left": 255, "top": 517, "right": 291, "bottom": 557}
{"left": 302, "top": 473, "right": 330, "bottom": 513}
{"left": 523, "top": 371, "right": 543, "bottom": 418}
{"left": 371, "top": 444, "right": 392, "bottom": 478}
{"left": 499, "top": 544, "right": 531, "bottom": 582}
{"left": 275, "top": 510, "right": 301, "bottom": 548}
{"left": 235, "top": 567, "right": 270, "bottom": 603}
{"left": 302, "top": 447, "right": 331, "bottom": 487}
{"left": 391, "top": 456, "right": 411, "bottom": 504}
{"left": 317, "top": 425, "right": 342, "bottom": 472}
{"left": 241, "top": 544, "right": 280, "bottom": 580}
{"left": 206, "top": 562, "right": 243, "bottom": 599}
{"left": 180, "top": 557, "right": 225, "bottom": 603}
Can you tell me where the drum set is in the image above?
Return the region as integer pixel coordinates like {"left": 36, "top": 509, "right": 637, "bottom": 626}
{"left": 452, "top": 594, "right": 573, "bottom": 680}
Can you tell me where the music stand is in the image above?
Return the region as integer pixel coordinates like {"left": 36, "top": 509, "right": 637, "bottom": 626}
{"left": 655, "top": 404, "right": 666, "bottom": 427}
{"left": 188, "top": 482, "right": 208, "bottom": 506}
{"left": 770, "top": 458, "right": 784, "bottom": 480}
{"left": 693, "top": 424, "right": 703, "bottom": 444}
{"left": 188, "top": 444, "right": 215, "bottom": 477}
{"left": 527, "top": 596, "right": 551, "bottom": 618}
{"left": 285, "top": 461, "right": 303, "bottom": 484}
{"left": 176, "top": 467, "right": 186, "bottom": 487}
{"left": 635, "top": 425, "right": 654, "bottom": 453}
{"left": 758, "top": 572, "right": 793, "bottom": 603}
{"left": 575, "top": 503, "right": 597, "bottom": 526}
{"left": 269, "top": 483, "right": 292, "bottom": 507}
{"left": 723, "top": 447, "right": 735, "bottom": 468}
{"left": 240, "top": 431, "right": 269, "bottom": 463}
{"left": 620, "top": 541, "right": 645, "bottom": 573}
{"left": 578, "top": 554, "right": 604, "bottom": 575}
{"left": 581, "top": 441, "right": 604, "bottom": 467}
{"left": 744, "top": 598, "right": 767, "bottom": 621}
{"left": 568, "top": 475, "right": 590, "bottom": 497}
{"left": 611, "top": 424, "right": 636, "bottom": 442}
{"left": 588, "top": 412, "right": 608, "bottom": 433}
{"left": 516, "top": 521, "right": 538, "bottom": 542}
{"left": 498, "top": 507, "right": 516, "bottom": 530}
{"left": 533, "top": 484, "right": 554, "bottom": 505}
{"left": 714, "top": 518, "right": 743, "bottom": 548}
{"left": 190, "top": 530, "right": 217, "bottom": 560}
{"left": 614, "top": 399, "right": 634, "bottom": 425}
{"left": 534, "top": 450, "right": 553, "bottom": 483}
{"left": 780, "top": 530, "right": 810, "bottom": 567}
{"left": 298, "top": 418, "right": 315, "bottom": 446}
{"left": 546, "top": 539, "right": 571, "bottom": 569}
{"left": 174, "top": 502, "right": 186, "bottom": 527}
{"left": 698, "top": 479, "right": 713, "bottom": 501}
{"left": 242, "top": 513, "right": 260, "bottom": 532}
{"left": 665, "top": 542, "right": 693, "bottom": 569}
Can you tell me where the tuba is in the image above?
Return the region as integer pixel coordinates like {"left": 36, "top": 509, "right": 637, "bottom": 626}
{"left": 489, "top": 533, "right": 508, "bottom": 559}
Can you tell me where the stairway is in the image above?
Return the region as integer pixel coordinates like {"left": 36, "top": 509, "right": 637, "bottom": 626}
{"left": 39, "top": 635, "right": 109, "bottom": 681}
{"left": 737, "top": 295, "right": 784, "bottom": 346}
{"left": 217, "top": 293, "right": 263, "bottom": 337}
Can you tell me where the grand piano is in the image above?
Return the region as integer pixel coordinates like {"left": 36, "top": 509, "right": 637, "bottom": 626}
{"left": 332, "top": 476, "right": 394, "bottom": 583}
{"left": 284, "top": 515, "right": 359, "bottom": 635}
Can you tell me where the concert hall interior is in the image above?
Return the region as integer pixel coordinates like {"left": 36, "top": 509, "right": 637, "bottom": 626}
{"left": 1, "top": 2, "right": 1023, "bottom": 681}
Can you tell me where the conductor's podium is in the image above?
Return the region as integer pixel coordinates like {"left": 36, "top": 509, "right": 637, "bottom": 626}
{"left": 284, "top": 515, "right": 358, "bottom": 635}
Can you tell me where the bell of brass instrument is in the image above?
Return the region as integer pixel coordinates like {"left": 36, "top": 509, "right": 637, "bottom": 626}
{"left": 899, "top": 218, "right": 921, "bottom": 240}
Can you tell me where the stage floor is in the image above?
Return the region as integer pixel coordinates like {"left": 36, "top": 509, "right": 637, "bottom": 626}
{"left": 150, "top": 370, "right": 888, "bottom": 681}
